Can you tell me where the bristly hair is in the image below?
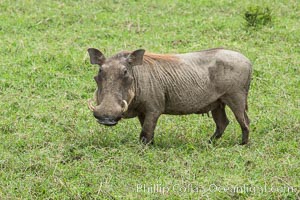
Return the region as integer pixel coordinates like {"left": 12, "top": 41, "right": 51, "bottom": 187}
{"left": 143, "top": 52, "right": 180, "bottom": 65}
{"left": 112, "top": 51, "right": 180, "bottom": 65}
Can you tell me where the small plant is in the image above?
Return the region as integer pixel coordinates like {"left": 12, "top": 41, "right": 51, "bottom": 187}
{"left": 244, "top": 5, "right": 272, "bottom": 28}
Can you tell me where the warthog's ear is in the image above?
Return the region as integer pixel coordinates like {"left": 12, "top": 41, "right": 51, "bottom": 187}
{"left": 87, "top": 48, "right": 106, "bottom": 65}
{"left": 126, "top": 49, "right": 145, "bottom": 66}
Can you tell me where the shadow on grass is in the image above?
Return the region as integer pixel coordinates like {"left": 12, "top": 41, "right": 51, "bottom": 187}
{"left": 153, "top": 134, "right": 241, "bottom": 152}
{"left": 85, "top": 128, "right": 244, "bottom": 152}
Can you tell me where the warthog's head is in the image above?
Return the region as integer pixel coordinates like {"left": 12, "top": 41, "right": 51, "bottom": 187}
{"left": 87, "top": 48, "right": 145, "bottom": 126}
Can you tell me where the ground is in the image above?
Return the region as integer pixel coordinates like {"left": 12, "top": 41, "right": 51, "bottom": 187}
{"left": 0, "top": 0, "right": 299, "bottom": 199}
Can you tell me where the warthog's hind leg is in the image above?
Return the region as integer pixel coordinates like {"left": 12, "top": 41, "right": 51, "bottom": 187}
{"left": 209, "top": 103, "right": 229, "bottom": 143}
{"left": 221, "top": 93, "right": 250, "bottom": 145}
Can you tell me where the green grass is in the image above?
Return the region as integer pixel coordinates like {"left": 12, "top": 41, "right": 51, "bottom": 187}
{"left": 0, "top": 0, "right": 299, "bottom": 199}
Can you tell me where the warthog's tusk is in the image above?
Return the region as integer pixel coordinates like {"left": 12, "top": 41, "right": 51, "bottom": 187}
{"left": 122, "top": 100, "right": 128, "bottom": 113}
{"left": 88, "top": 99, "right": 95, "bottom": 111}
{"left": 87, "top": 89, "right": 99, "bottom": 112}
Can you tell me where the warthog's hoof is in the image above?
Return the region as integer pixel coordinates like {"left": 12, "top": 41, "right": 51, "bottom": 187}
{"left": 140, "top": 136, "right": 154, "bottom": 145}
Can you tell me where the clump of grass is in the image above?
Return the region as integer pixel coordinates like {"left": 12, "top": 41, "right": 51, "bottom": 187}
{"left": 244, "top": 5, "right": 272, "bottom": 28}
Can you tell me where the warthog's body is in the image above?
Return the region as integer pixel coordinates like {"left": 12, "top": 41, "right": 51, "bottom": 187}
{"left": 88, "top": 48, "right": 252, "bottom": 145}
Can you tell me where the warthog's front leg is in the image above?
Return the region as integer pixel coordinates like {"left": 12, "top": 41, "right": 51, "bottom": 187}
{"left": 139, "top": 112, "right": 160, "bottom": 144}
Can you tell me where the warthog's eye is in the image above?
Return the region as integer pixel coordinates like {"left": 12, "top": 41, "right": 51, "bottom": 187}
{"left": 123, "top": 69, "right": 128, "bottom": 76}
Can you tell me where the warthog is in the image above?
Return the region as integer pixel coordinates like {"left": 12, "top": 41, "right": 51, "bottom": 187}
{"left": 87, "top": 48, "right": 252, "bottom": 145}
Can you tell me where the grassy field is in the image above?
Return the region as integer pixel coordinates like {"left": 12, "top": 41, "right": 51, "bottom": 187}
{"left": 0, "top": 0, "right": 299, "bottom": 199}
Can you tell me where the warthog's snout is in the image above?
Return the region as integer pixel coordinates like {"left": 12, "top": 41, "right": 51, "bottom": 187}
{"left": 93, "top": 114, "right": 119, "bottom": 126}
{"left": 88, "top": 97, "right": 128, "bottom": 126}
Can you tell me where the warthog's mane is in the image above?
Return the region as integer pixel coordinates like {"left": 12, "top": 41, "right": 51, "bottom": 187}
{"left": 112, "top": 51, "right": 180, "bottom": 65}
{"left": 143, "top": 52, "right": 180, "bottom": 65}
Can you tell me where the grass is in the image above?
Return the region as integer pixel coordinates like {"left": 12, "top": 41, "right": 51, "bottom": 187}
{"left": 0, "top": 0, "right": 299, "bottom": 199}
